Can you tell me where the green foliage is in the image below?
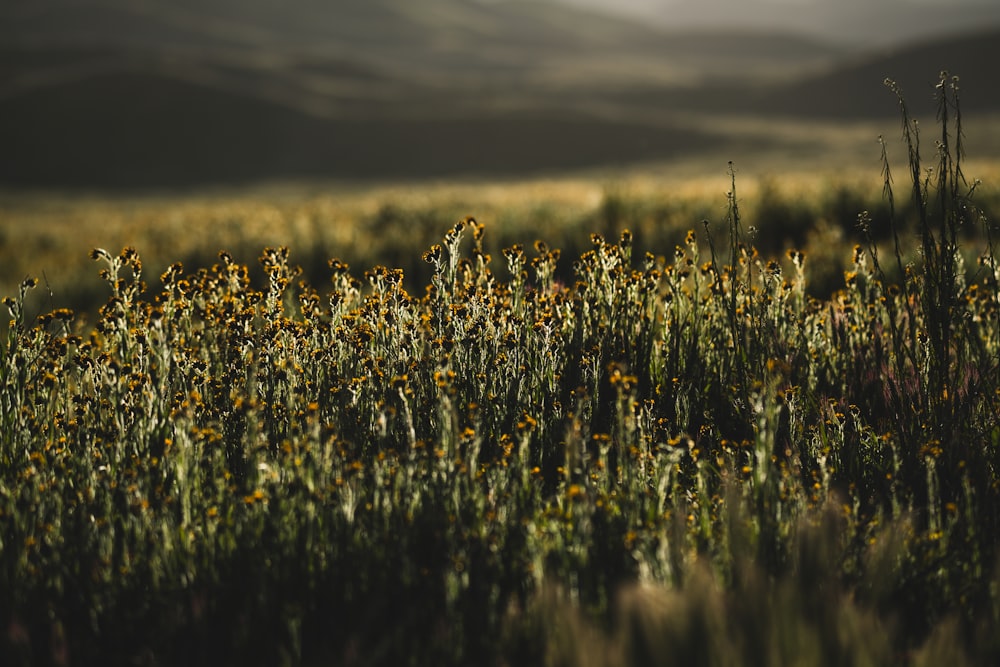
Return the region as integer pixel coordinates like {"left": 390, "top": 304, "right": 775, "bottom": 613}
{"left": 3, "top": 73, "right": 1000, "bottom": 666}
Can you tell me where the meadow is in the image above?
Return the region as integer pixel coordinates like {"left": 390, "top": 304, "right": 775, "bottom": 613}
{"left": 3, "top": 75, "right": 1000, "bottom": 666}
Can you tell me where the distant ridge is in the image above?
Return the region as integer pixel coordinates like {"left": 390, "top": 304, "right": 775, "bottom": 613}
{"left": 0, "top": 0, "right": 846, "bottom": 96}
{"left": 611, "top": 27, "right": 1000, "bottom": 122}
{"left": 754, "top": 28, "right": 1000, "bottom": 118}
{"left": 0, "top": 69, "right": 722, "bottom": 188}
{"left": 1, "top": 0, "right": 998, "bottom": 187}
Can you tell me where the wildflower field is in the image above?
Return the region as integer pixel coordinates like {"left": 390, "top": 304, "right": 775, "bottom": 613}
{"left": 3, "top": 77, "right": 1000, "bottom": 666}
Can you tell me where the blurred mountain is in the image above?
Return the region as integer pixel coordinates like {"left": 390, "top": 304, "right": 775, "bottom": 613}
{"left": 617, "top": 27, "right": 1000, "bottom": 119}
{"left": 1, "top": 0, "right": 847, "bottom": 97}
{"left": 1, "top": 0, "right": 998, "bottom": 188}
{"left": 0, "top": 67, "right": 729, "bottom": 187}
{"left": 746, "top": 27, "right": 1000, "bottom": 118}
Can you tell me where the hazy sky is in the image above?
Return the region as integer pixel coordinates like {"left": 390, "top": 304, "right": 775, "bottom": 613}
{"left": 549, "top": 0, "right": 1000, "bottom": 45}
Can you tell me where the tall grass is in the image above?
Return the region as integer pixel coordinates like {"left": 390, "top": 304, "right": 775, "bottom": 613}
{"left": 2, "top": 73, "right": 1000, "bottom": 666}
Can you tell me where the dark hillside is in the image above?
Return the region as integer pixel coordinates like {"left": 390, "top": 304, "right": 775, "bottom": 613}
{"left": 612, "top": 28, "right": 1000, "bottom": 120}
{"left": 2, "top": 0, "right": 996, "bottom": 187}
{"left": 0, "top": 70, "right": 722, "bottom": 188}
{"left": 761, "top": 28, "right": 1000, "bottom": 118}
{"left": 0, "top": 0, "right": 844, "bottom": 86}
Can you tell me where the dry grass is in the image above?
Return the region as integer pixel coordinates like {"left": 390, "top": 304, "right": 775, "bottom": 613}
{"left": 5, "top": 147, "right": 999, "bottom": 321}
{"left": 3, "top": 84, "right": 1000, "bottom": 665}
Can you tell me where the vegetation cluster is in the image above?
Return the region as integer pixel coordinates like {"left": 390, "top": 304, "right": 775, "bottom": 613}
{"left": 2, "top": 75, "right": 1000, "bottom": 666}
